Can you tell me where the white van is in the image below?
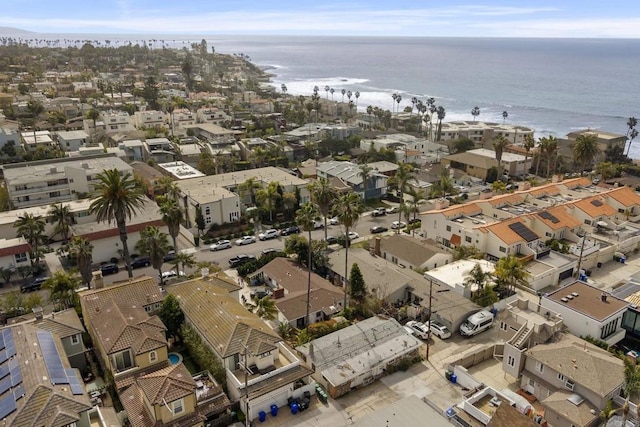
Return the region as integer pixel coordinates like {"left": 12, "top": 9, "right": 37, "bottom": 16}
{"left": 459, "top": 310, "right": 494, "bottom": 337}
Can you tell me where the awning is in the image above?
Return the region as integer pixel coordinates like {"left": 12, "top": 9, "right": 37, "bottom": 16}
{"left": 450, "top": 234, "right": 461, "bottom": 246}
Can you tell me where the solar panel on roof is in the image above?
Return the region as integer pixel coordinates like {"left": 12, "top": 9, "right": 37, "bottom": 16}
{"left": 9, "top": 366, "right": 21, "bottom": 387}
{"left": 591, "top": 199, "right": 603, "bottom": 207}
{"left": 0, "top": 395, "right": 16, "bottom": 419}
{"left": 12, "top": 385, "right": 24, "bottom": 401}
{"left": 0, "top": 365, "right": 8, "bottom": 381}
{"left": 0, "top": 332, "right": 5, "bottom": 352}
{"left": 508, "top": 222, "right": 539, "bottom": 243}
{"left": 0, "top": 350, "right": 7, "bottom": 366}
{"left": 3, "top": 330, "right": 14, "bottom": 358}
{"left": 539, "top": 211, "right": 560, "bottom": 224}
{"left": 66, "top": 370, "right": 84, "bottom": 396}
{"left": 0, "top": 376, "right": 11, "bottom": 396}
{"left": 36, "top": 331, "right": 69, "bottom": 385}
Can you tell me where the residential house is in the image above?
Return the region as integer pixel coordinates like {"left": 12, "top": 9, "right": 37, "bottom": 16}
{"left": 183, "top": 123, "right": 241, "bottom": 142}
{"left": 375, "top": 234, "right": 452, "bottom": 271}
{"left": 519, "top": 335, "right": 625, "bottom": 427}
{"left": 0, "top": 126, "right": 19, "bottom": 149}
{"left": 175, "top": 141, "right": 204, "bottom": 167}
{"left": 0, "top": 324, "right": 93, "bottom": 426}
{"left": 166, "top": 279, "right": 314, "bottom": 423}
{"left": 117, "top": 139, "right": 145, "bottom": 162}
{"left": 316, "top": 161, "right": 388, "bottom": 200}
{"left": 0, "top": 237, "right": 31, "bottom": 271}
{"left": 20, "top": 130, "right": 55, "bottom": 152}
{"left": 144, "top": 137, "right": 176, "bottom": 163}
{"left": 437, "top": 121, "right": 535, "bottom": 146}
{"left": 541, "top": 281, "right": 629, "bottom": 346}
{"left": 196, "top": 108, "right": 230, "bottom": 126}
{"left": 442, "top": 148, "right": 532, "bottom": 179}
{"left": 35, "top": 308, "right": 88, "bottom": 372}
{"left": 56, "top": 130, "right": 89, "bottom": 152}
{"left": 360, "top": 134, "right": 448, "bottom": 164}
{"left": 170, "top": 108, "right": 197, "bottom": 132}
{"left": 296, "top": 316, "right": 423, "bottom": 398}
{"left": 99, "top": 111, "right": 134, "bottom": 134}
{"left": 134, "top": 110, "right": 167, "bottom": 130}
{"left": 2, "top": 154, "right": 132, "bottom": 208}
{"left": 250, "top": 258, "right": 344, "bottom": 329}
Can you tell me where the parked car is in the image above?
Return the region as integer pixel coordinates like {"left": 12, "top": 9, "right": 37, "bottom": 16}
{"left": 372, "top": 208, "right": 386, "bottom": 217}
{"left": 408, "top": 218, "right": 422, "bottom": 225}
{"left": 370, "top": 226, "right": 388, "bottom": 234}
{"left": 258, "top": 229, "right": 279, "bottom": 241}
{"left": 391, "top": 221, "right": 407, "bottom": 229}
{"left": 326, "top": 236, "right": 338, "bottom": 245}
{"left": 163, "top": 250, "right": 177, "bottom": 262}
{"left": 131, "top": 257, "right": 150, "bottom": 269}
{"left": 347, "top": 231, "right": 359, "bottom": 240}
{"left": 261, "top": 248, "right": 277, "bottom": 256}
{"left": 100, "top": 263, "right": 119, "bottom": 275}
{"left": 21, "top": 276, "right": 49, "bottom": 293}
{"left": 460, "top": 310, "right": 494, "bottom": 337}
{"left": 405, "top": 320, "right": 430, "bottom": 340}
{"left": 235, "top": 235, "right": 256, "bottom": 246}
{"left": 329, "top": 216, "right": 339, "bottom": 225}
{"left": 403, "top": 326, "right": 416, "bottom": 336}
{"left": 386, "top": 207, "right": 398, "bottom": 214}
{"left": 313, "top": 220, "right": 324, "bottom": 229}
{"left": 429, "top": 321, "right": 452, "bottom": 339}
{"left": 161, "top": 270, "right": 185, "bottom": 280}
{"left": 209, "top": 240, "right": 232, "bottom": 251}
{"left": 281, "top": 225, "right": 300, "bottom": 236}
{"left": 229, "top": 254, "right": 257, "bottom": 268}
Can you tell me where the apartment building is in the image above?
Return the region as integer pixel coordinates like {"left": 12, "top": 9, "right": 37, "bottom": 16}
{"left": 20, "top": 129, "right": 55, "bottom": 152}
{"left": 133, "top": 110, "right": 167, "bottom": 129}
{"left": 99, "top": 111, "right": 134, "bottom": 134}
{"left": 437, "top": 121, "right": 535, "bottom": 145}
{"left": 442, "top": 148, "right": 532, "bottom": 179}
{"left": 56, "top": 130, "right": 89, "bottom": 152}
{"left": 0, "top": 126, "right": 18, "bottom": 149}
{"left": 3, "top": 154, "right": 132, "bottom": 208}
{"left": 196, "top": 108, "right": 231, "bottom": 126}
{"left": 316, "top": 160, "right": 388, "bottom": 200}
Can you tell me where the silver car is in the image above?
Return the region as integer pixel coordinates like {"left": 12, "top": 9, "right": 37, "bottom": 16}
{"left": 209, "top": 240, "right": 231, "bottom": 251}
{"left": 235, "top": 235, "right": 256, "bottom": 245}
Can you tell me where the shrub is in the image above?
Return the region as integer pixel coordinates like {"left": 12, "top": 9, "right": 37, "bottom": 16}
{"left": 181, "top": 323, "right": 226, "bottom": 387}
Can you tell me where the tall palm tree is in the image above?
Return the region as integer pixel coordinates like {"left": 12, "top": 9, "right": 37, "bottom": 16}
{"left": 158, "top": 198, "right": 183, "bottom": 251}
{"left": 296, "top": 202, "right": 318, "bottom": 331}
{"left": 436, "top": 106, "right": 446, "bottom": 141}
{"left": 86, "top": 108, "right": 100, "bottom": 143}
{"left": 625, "top": 116, "right": 638, "bottom": 156}
{"left": 135, "top": 226, "right": 171, "bottom": 284}
{"left": 256, "top": 181, "right": 281, "bottom": 223}
{"left": 90, "top": 169, "right": 146, "bottom": 278}
{"left": 545, "top": 136, "right": 559, "bottom": 178}
{"left": 157, "top": 176, "right": 180, "bottom": 201}
{"left": 573, "top": 134, "right": 600, "bottom": 176}
{"left": 389, "top": 164, "right": 416, "bottom": 231}
{"left": 405, "top": 187, "right": 425, "bottom": 234}
{"left": 48, "top": 203, "right": 73, "bottom": 242}
{"left": 44, "top": 270, "right": 80, "bottom": 309}
{"left": 471, "top": 106, "right": 480, "bottom": 122}
{"left": 68, "top": 237, "right": 93, "bottom": 289}
{"left": 324, "top": 85, "right": 330, "bottom": 99}
{"left": 492, "top": 135, "right": 509, "bottom": 181}
{"left": 14, "top": 213, "right": 46, "bottom": 267}
{"left": 502, "top": 110, "right": 508, "bottom": 124}
{"left": 536, "top": 137, "right": 549, "bottom": 178}
{"left": 170, "top": 251, "right": 196, "bottom": 275}
{"left": 523, "top": 135, "right": 535, "bottom": 177}
{"left": 494, "top": 254, "right": 530, "bottom": 297}
{"left": 308, "top": 178, "right": 337, "bottom": 240}
{"left": 252, "top": 296, "right": 278, "bottom": 321}
{"left": 334, "top": 192, "right": 364, "bottom": 310}
{"left": 358, "top": 164, "right": 373, "bottom": 199}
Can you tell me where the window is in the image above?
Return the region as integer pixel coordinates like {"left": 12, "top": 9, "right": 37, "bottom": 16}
{"left": 14, "top": 253, "right": 27, "bottom": 263}
{"left": 446, "top": 225, "right": 451, "bottom": 232}
{"left": 172, "top": 398, "right": 184, "bottom": 415}
{"left": 49, "top": 191, "right": 61, "bottom": 198}
{"left": 565, "top": 380, "right": 575, "bottom": 391}
{"left": 500, "top": 322, "right": 508, "bottom": 331}
{"left": 71, "top": 334, "right": 80, "bottom": 345}
{"left": 499, "top": 246, "right": 506, "bottom": 253}
{"left": 113, "top": 350, "right": 133, "bottom": 371}
{"left": 507, "top": 355, "right": 515, "bottom": 367}
{"left": 545, "top": 232, "right": 552, "bottom": 237}
{"left": 144, "top": 305, "right": 151, "bottom": 312}
{"left": 557, "top": 373, "right": 566, "bottom": 382}
{"left": 205, "top": 206, "right": 211, "bottom": 215}
{"left": 535, "top": 361, "right": 544, "bottom": 373}
{"left": 601, "top": 317, "right": 620, "bottom": 339}
{"left": 465, "top": 236, "right": 472, "bottom": 243}
{"left": 149, "top": 351, "right": 157, "bottom": 363}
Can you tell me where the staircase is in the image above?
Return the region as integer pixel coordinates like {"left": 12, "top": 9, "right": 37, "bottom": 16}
{"left": 510, "top": 324, "right": 533, "bottom": 350}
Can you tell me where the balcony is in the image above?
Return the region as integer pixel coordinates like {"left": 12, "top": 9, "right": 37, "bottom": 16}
{"left": 193, "top": 371, "right": 224, "bottom": 404}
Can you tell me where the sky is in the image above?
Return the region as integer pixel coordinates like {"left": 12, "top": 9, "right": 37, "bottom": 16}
{"left": 1, "top": 0, "right": 639, "bottom": 38}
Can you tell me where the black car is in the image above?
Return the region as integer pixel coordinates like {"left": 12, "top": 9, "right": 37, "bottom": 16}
{"left": 163, "top": 250, "right": 177, "bottom": 262}
{"left": 326, "top": 236, "right": 338, "bottom": 244}
{"left": 370, "top": 226, "right": 389, "bottom": 234}
{"left": 131, "top": 257, "right": 151, "bottom": 269}
{"left": 229, "top": 254, "right": 257, "bottom": 268}
{"left": 408, "top": 218, "right": 422, "bottom": 224}
{"left": 280, "top": 225, "right": 300, "bottom": 236}
{"left": 100, "top": 263, "right": 119, "bottom": 275}
{"left": 20, "top": 276, "right": 49, "bottom": 293}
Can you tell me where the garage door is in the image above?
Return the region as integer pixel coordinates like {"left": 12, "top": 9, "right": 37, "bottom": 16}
{"left": 559, "top": 269, "right": 573, "bottom": 280}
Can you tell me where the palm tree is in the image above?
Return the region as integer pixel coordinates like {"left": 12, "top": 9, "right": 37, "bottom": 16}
{"left": 324, "top": 85, "right": 330, "bottom": 99}
{"left": 238, "top": 177, "right": 262, "bottom": 206}
{"left": 471, "top": 106, "right": 480, "bottom": 122}
{"left": 171, "top": 251, "right": 196, "bottom": 275}
{"left": 405, "top": 187, "right": 425, "bottom": 234}
{"left": 158, "top": 198, "right": 183, "bottom": 251}
{"left": 494, "top": 254, "right": 530, "bottom": 296}
{"left": 464, "top": 263, "right": 491, "bottom": 293}
{"left": 492, "top": 135, "right": 509, "bottom": 181}
{"left": 308, "top": 178, "right": 337, "bottom": 240}
{"left": 256, "top": 181, "right": 281, "bottom": 223}
{"left": 90, "top": 169, "right": 146, "bottom": 278}
{"left": 573, "top": 134, "right": 600, "bottom": 176}
{"left": 68, "top": 237, "right": 93, "bottom": 289}
{"left": 14, "top": 213, "right": 46, "bottom": 267}
{"left": 358, "top": 164, "right": 373, "bottom": 199}
{"left": 157, "top": 176, "right": 180, "bottom": 201}
{"left": 436, "top": 106, "right": 446, "bottom": 141}
{"left": 625, "top": 116, "right": 638, "bottom": 156}
{"left": 48, "top": 203, "right": 73, "bottom": 242}
{"left": 334, "top": 192, "right": 364, "bottom": 310}
{"left": 44, "top": 270, "right": 80, "bottom": 309}
{"left": 341, "top": 89, "right": 346, "bottom": 103}
{"left": 523, "top": 135, "right": 535, "bottom": 176}
{"left": 330, "top": 88, "right": 335, "bottom": 100}
{"left": 389, "top": 164, "right": 416, "bottom": 230}
{"left": 392, "top": 93, "right": 398, "bottom": 112}
{"left": 296, "top": 202, "right": 318, "bottom": 331}
{"left": 545, "top": 136, "right": 559, "bottom": 178}
{"left": 536, "top": 137, "right": 548, "bottom": 178}
{"left": 252, "top": 296, "right": 278, "bottom": 321}
{"left": 502, "top": 110, "right": 508, "bottom": 124}
{"left": 86, "top": 108, "right": 100, "bottom": 143}
{"left": 135, "top": 226, "right": 171, "bottom": 284}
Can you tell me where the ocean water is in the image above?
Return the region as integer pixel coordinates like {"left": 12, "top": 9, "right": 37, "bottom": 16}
{"left": 6, "top": 33, "right": 640, "bottom": 156}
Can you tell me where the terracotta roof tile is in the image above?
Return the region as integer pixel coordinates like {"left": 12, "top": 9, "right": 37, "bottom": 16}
{"left": 439, "top": 203, "right": 482, "bottom": 219}
{"left": 534, "top": 205, "right": 581, "bottom": 230}
{"left": 606, "top": 186, "right": 640, "bottom": 207}
{"left": 482, "top": 218, "right": 539, "bottom": 245}
{"left": 137, "top": 363, "right": 195, "bottom": 405}
{"left": 79, "top": 276, "right": 163, "bottom": 315}
{"left": 570, "top": 195, "right": 617, "bottom": 218}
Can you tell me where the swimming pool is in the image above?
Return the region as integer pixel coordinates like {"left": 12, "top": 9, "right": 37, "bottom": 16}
{"left": 168, "top": 352, "right": 183, "bottom": 365}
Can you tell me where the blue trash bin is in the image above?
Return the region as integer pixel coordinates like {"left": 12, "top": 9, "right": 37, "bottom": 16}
{"left": 291, "top": 402, "right": 299, "bottom": 414}
{"left": 451, "top": 374, "right": 457, "bottom": 384}
{"left": 259, "top": 411, "right": 266, "bottom": 422}
{"left": 270, "top": 404, "right": 278, "bottom": 417}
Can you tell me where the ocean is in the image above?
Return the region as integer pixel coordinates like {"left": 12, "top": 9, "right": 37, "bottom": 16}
{"left": 5, "top": 32, "right": 640, "bottom": 157}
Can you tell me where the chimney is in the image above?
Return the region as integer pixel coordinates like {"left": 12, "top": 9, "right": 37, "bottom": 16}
{"left": 374, "top": 237, "right": 381, "bottom": 257}
{"left": 92, "top": 270, "right": 104, "bottom": 289}
{"left": 601, "top": 292, "right": 607, "bottom": 302}
{"left": 518, "top": 181, "right": 531, "bottom": 191}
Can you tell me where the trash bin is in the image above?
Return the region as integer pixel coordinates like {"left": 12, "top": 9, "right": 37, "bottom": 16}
{"left": 450, "top": 374, "right": 457, "bottom": 384}
{"left": 270, "top": 404, "right": 278, "bottom": 417}
{"left": 291, "top": 402, "right": 299, "bottom": 414}
{"left": 597, "top": 262, "right": 603, "bottom": 268}
{"left": 259, "top": 411, "right": 266, "bottom": 422}
{"left": 445, "top": 370, "right": 452, "bottom": 381}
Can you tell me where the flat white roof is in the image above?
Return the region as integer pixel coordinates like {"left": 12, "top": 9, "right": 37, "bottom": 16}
{"left": 468, "top": 148, "right": 527, "bottom": 162}
{"left": 56, "top": 130, "right": 89, "bottom": 140}
{"left": 424, "top": 259, "right": 495, "bottom": 289}
{"left": 158, "top": 161, "right": 205, "bottom": 180}
{"left": 0, "top": 199, "right": 94, "bottom": 226}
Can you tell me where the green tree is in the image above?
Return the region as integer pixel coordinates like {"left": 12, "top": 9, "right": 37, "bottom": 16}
{"left": 44, "top": 270, "right": 80, "bottom": 310}
{"left": 277, "top": 322, "right": 292, "bottom": 339}
{"left": 90, "top": 169, "right": 146, "bottom": 278}
{"left": 349, "top": 263, "right": 366, "bottom": 304}
{"left": 494, "top": 255, "right": 530, "bottom": 296}
{"left": 158, "top": 294, "right": 184, "bottom": 339}
{"left": 453, "top": 245, "right": 485, "bottom": 261}
{"left": 388, "top": 164, "right": 416, "bottom": 229}
{"left": 86, "top": 108, "right": 100, "bottom": 143}
{"left": 14, "top": 213, "right": 46, "bottom": 267}
{"left": 296, "top": 202, "right": 318, "bottom": 330}
{"left": 308, "top": 177, "right": 338, "bottom": 240}
{"left": 334, "top": 192, "right": 364, "bottom": 310}
{"left": 523, "top": 134, "right": 535, "bottom": 175}
{"left": 26, "top": 99, "right": 44, "bottom": 119}
{"left": 493, "top": 134, "right": 509, "bottom": 181}
{"left": 464, "top": 263, "right": 497, "bottom": 306}
{"left": 170, "top": 251, "right": 196, "bottom": 275}
{"left": 68, "top": 237, "right": 93, "bottom": 289}
{"left": 48, "top": 203, "right": 73, "bottom": 242}
{"left": 284, "top": 234, "right": 309, "bottom": 265}
{"left": 256, "top": 181, "right": 281, "bottom": 223}
{"left": 0, "top": 267, "right": 13, "bottom": 286}
{"left": 545, "top": 136, "right": 559, "bottom": 178}
{"left": 143, "top": 75, "right": 160, "bottom": 110}
{"left": 194, "top": 205, "right": 205, "bottom": 242}
{"left": 135, "top": 226, "right": 171, "bottom": 284}
{"left": 429, "top": 169, "right": 457, "bottom": 198}
{"left": 251, "top": 296, "right": 278, "bottom": 321}
{"left": 158, "top": 198, "right": 183, "bottom": 251}
{"left": 573, "top": 133, "right": 600, "bottom": 176}
{"left": 238, "top": 177, "right": 263, "bottom": 206}
{"left": 451, "top": 137, "right": 475, "bottom": 154}
{"left": 492, "top": 181, "right": 507, "bottom": 194}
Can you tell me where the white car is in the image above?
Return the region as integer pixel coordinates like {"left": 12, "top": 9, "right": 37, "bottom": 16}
{"left": 386, "top": 207, "right": 398, "bottom": 214}
{"left": 347, "top": 231, "right": 359, "bottom": 240}
{"left": 258, "top": 229, "right": 279, "bottom": 241}
{"left": 235, "top": 235, "right": 257, "bottom": 245}
{"left": 329, "top": 217, "right": 339, "bottom": 225}
{"left": 313, "top": 220, "right": 324, "bottom": 229}
{"left": 429, "top": 321, "right": 452, "bottom": 339}
{"left": 391, "top": 221, "right": 407, "bottom": 229}
{"left": 161, "top": 270, "right": 185, "bottom": 280}
{"left": 209, "top": 240, "right": 231, "bottom": 251}
{"left": 405, "top": 320, "right": 430, "bottom": 340}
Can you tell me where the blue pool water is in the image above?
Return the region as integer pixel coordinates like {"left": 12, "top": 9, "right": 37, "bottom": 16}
{"left": 168, "top": 353, "right": 182, "bottom": 365}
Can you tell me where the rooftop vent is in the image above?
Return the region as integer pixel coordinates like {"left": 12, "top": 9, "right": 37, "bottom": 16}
{"left": 566, "top": 295, "right": 574, "bottom": 300}
{"left": 572, "top": 292, "right": 579, "bottom": 297}
{"left": 601, "top": 293, "right": 608, "bottom": 302}
{"left": 561, "top": 297, "right": 569, "bottom": 303}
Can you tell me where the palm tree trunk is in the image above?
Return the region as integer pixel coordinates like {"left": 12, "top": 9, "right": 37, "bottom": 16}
{"left": 535, "top": 154, "right": 541, "bottom": 178}
{"left": 343, "top": 226, "right": 350, "bottom": 311}
{"left": 172, "top": 236, "right": 178, "bottom": 252}
{"left": 305, "top": 230, "right": 312, "bottom": 332}
{"left": 117, "top": 218, "right": 133, "bottom": 278}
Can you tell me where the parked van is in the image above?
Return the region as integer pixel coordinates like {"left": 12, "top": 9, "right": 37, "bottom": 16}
{"left": 459, "top": 310, "right": 494, "bottom": 337}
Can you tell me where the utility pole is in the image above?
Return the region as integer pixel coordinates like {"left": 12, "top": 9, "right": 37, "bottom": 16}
{"left": 426, "top": 278, "right": 433, "bottom": 361}
{"left": 239, "top": 341, "right": 254, "bottom": 427}
{"left": 576, "top": 232, "right": 588, "bottom": 280}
